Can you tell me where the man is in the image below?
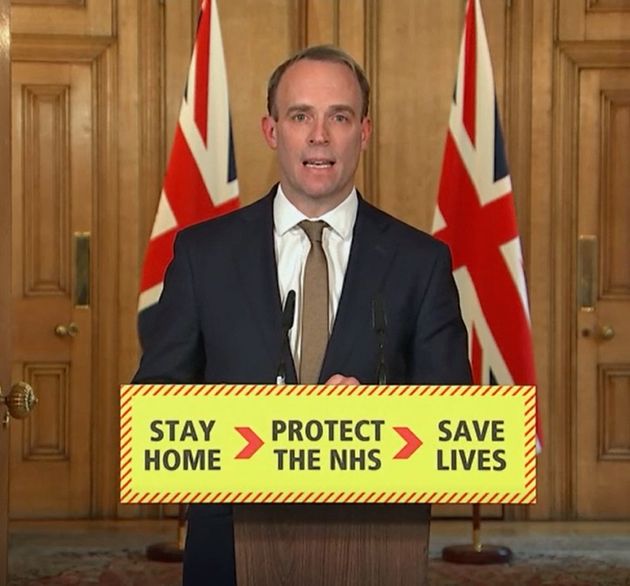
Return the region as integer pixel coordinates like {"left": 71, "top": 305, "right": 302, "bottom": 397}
{"left": 134, "top": 45, "right": 471, "bottom": 585}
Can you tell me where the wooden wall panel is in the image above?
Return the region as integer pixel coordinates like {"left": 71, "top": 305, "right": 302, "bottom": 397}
{"left": 526, "top": 0, "right": 554, "bottom": 520}
{"left": 11, "top": 0, "right": 113, "bottom": 36}
{"left": 376, "top": 1, "right": 460, "bottom": 230}
{"left": 220, "top": 0, "right": 301, "bottom": 206}
{"left": 601, "top": 92, "right": 630, "bottom": 295}
{"left": 163, "top": 0, "right": 197, "bottom": 160}
{"left": 558, "top": 0, "right": 630, "bottom": 41}
{"left": 22, "top": 363, "right": 69, "bottom": 459}
{"left": 303, "top": 0, "right": 338, "bottom": 46}
{"left": 588, "top": 0, "right": 630, "bottom": 10}
{"left": 21, "top": 84, "right": 70, "bottom": 295}
{"left": 599, "top": 366, "right": 630, "bottom": 459}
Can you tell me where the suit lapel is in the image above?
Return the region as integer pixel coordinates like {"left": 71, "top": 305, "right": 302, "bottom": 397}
{"left": 232, "top": 189, "right": 297, "bottom": 382}
{"left": 320, "top": 199, "right": 397, "bottom": 381}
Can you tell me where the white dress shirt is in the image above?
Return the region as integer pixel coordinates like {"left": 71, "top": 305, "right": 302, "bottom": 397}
{"left": 273, "top": 185, "right": 358, "bottom": 372}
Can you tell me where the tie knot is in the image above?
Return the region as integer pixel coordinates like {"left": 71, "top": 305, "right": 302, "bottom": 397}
{"left": 299, "top": 220, "right": 327, "bottom": 243}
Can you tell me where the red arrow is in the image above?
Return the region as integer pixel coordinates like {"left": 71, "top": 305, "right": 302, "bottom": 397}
{"left": 393, "top": 427, "right": 423, "bottom": 459}
{"left": 235, "top": 427, "right": 264, "bottom": 459}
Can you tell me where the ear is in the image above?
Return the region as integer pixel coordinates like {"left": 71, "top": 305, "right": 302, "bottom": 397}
{"left": 360, "top": 116, "right": 373, "bottom": 150}
{"left": 261, "top": 116, "right": 278, "bottom": 149}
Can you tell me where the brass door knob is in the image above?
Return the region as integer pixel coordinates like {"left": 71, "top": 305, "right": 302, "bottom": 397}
{"left": 1, "top": 382, "right": 38, "bottom": 424}
{"left": 55, "top": 322, "right": 79, "bottom": 337}
{"left": 581, "top": 324, "right": 615, "bottom": 341}
{"left": 598, "top": 325, "right": 615, "bottom": 340}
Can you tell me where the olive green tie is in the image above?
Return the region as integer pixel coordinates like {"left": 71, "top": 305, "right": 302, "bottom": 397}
{"left": 299, "top": 220, "right": 329, "bottom": 384}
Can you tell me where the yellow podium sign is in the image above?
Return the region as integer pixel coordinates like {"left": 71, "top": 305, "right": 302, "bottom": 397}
{"left": 120, "top": 384, "right": 536, "bottom": 505}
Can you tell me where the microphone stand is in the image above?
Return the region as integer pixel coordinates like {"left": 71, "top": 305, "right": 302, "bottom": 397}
{"left": 372, "top": 295, "right": 387, "bottom": 385}
{"left": 276, "top": 290, "right": 296, "bottom": 385}
{"left": 371, "top": 293, "right": 512, "bottom": 565}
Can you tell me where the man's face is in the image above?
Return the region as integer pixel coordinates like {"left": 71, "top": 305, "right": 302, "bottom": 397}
{"left": 261, "top": 59, "right": 372, "bottom": 217}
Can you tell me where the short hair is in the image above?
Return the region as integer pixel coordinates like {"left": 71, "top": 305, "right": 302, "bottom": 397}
{"left": 266, "top": 44, "right": 370, "bottom": 120}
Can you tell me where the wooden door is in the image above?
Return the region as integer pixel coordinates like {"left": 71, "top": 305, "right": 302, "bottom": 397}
{"left": 1, "top": 0, "right": 11, "bottom": 575}
{"left": 8, "top": 0, "right": 114, "bottom": 519}
{"left": 576, "top": 65, "right": 630, "bottom": 519}
{"left": 555, "top": 1, "right": 630, "bottom": 519}
{"left": 9, "top": 57, "right": 94, "bottom": 518}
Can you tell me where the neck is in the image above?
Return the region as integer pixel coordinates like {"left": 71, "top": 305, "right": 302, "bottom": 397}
{"left": 281, "top": 187, "right": 354, "bottom": 219}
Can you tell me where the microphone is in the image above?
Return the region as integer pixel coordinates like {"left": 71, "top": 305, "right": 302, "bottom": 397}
{"left": 372, "top": 294, "right": 387, "bottom": 385}
{"left": 276, "top": 290, "right": 296, "bottom": 384}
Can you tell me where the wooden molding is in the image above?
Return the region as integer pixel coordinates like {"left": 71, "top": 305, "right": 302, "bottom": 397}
{"left": 293, "top": 0, "right": 308, "bottom": 50}
{"left": 550, "top": 41, "right": 581, "bottom": 519}
{"left": 299, "top": 0, "right": 341, "bottom": 47}
{"left": 11, "top": 34, "right": 114, "bottom": 62}
{"left": 13, "top": 0, "right": 85, "bottom": 6}
{"left": 505, "top": 0, "right": 533, "bottom": 271}
{"left": 363, "top": 0, "right": 379, "bottom": 206}
{"left": 138, "top": 0, "right": 165, "bottom": 256}
{"left": 587, "top": 0, "right": 630, "bottom": 12}
{"left": 558, "top": 40, "right": 630, "bottom": 65}
{"left": 502, "top": 0, "right": 535, "bottom": 522}
{"left": 117, "top": 0, "right": 167, "bottom": 521}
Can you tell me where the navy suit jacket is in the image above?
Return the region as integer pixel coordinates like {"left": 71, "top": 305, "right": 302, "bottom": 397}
{"left": 133, "top": 186, "right": 471, "bottom": 585}
{"left": 136, "top": 186, "right": 470, "bottom": 386}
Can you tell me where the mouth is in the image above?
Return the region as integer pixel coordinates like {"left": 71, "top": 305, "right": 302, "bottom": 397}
{"left": 303, "top": 158, "right": 335, "bottom": 169}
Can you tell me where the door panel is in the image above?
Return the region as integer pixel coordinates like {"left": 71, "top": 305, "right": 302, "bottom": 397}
{"left": 576, "top": 67, "right": 630, "bottom": 519}
{"left": 10, "top": 60, "right": 93, "bottom": 518}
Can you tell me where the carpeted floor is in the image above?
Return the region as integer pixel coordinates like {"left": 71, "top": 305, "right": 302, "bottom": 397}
{"left": 10, "top": 553, "right": 630, "bottom": 586}
{"left": 8, "top": 520, "right": 630, "bottom": 585}
{"left": 9, "top": 553, "right": 630, "bottom": 585}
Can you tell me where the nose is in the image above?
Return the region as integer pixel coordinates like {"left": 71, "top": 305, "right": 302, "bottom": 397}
{"left": 308, "top": 119, "right": 329, "bottom": 145}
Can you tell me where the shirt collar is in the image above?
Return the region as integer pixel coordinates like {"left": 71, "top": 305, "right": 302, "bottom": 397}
{"left": 273, "top": 184, "right": 358, "bottom": 241}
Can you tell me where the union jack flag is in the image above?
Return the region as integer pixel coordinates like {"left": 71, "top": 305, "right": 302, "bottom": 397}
{"left": 138, "top": 0, "right": 239, "bottom": 340}
{"left": 432, "top": 0, "right": 541, "bottom": 448}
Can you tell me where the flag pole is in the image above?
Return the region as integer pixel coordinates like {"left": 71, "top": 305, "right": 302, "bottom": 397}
{"left": 441, "top": 504, "right": 512, "bottom": 564}
{"left": 146, "top": 505, "right": 187, "bottom": 563}
{"left": 432, "top": 0, "right": 538, "bottom": 567}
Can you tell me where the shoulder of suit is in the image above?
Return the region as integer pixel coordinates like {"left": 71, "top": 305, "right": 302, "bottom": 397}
{"left": 176, "top": 189, "right": 275, "bottom": 245}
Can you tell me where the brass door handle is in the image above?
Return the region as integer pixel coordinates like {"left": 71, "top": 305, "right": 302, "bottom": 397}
{"left": 598, "top": 325, "right": 615, "bottom": 340}
{"left": 581, "top": 324, "right": 615, "bottom": 341}
{"left": 1, "top": 382, "right": 38, "bottom": 427}
{"left": 55, "top": 322, "right": 79, "bottom": 337}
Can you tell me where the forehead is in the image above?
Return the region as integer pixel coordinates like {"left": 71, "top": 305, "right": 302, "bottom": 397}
{"left": 275, "top": 59, "right": 362, "bottom": 110}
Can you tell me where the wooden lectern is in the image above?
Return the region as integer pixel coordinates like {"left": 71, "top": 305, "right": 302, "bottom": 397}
{"left": 233, "top": 503, "right": 430, "bottom": 586}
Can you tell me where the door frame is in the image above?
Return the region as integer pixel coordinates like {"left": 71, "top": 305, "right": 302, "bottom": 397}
{"left": 1, "top": 0, "right": 12, "bottom": 576}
